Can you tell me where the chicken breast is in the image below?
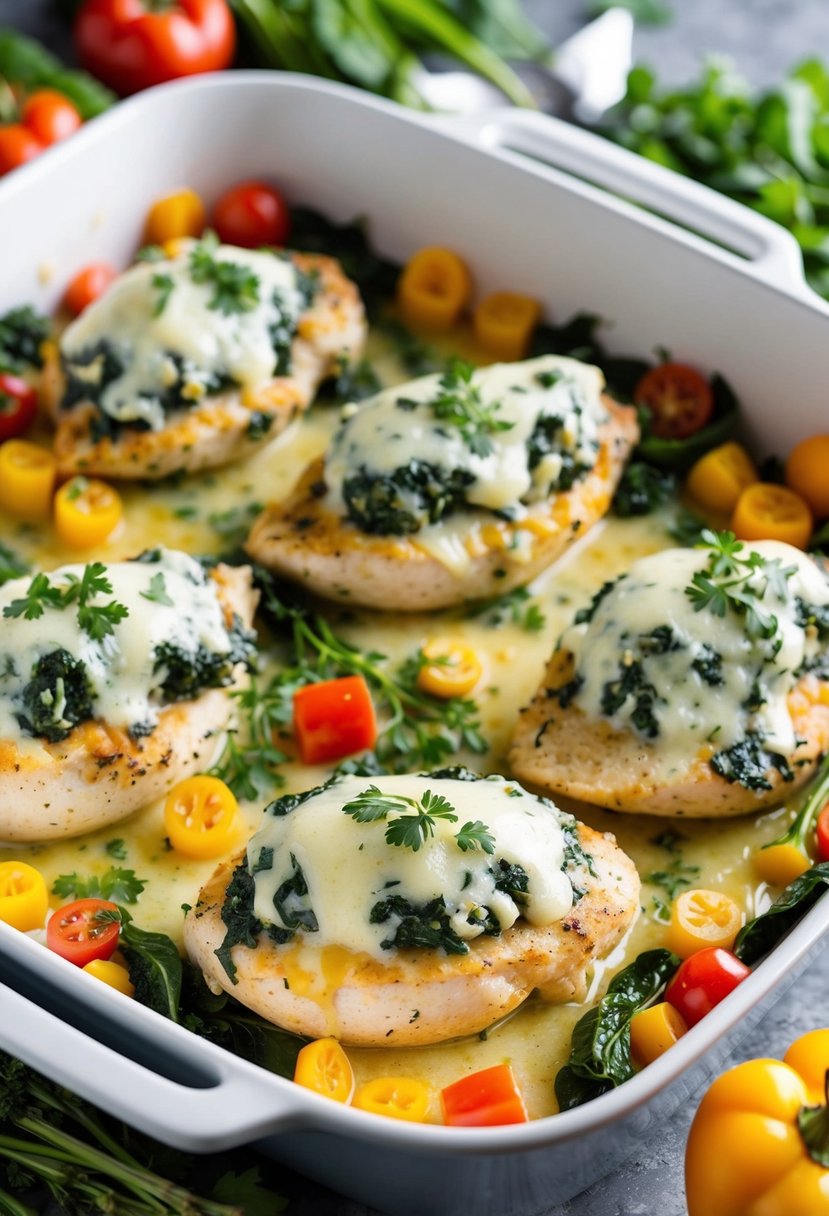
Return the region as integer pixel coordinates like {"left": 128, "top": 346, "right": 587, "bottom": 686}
{"left": 41, "top": 246, "right": 366, "bottom": 480}
{"left": 0, "top": 556, "right": 256, "bottom": 842}
{"left": 184, "top": 771, "right": 639, "bottom": 1046}
{"left": 511, "top": 541, "right": 829, "bottom": 818}
{"left": 247, "top": 356, "right": 639, "bottom": 611}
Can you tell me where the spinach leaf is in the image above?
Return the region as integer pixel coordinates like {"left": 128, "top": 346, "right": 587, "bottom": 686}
{"left": 734, "top": 862, "right": 829, "bottom": 965}
{"left": 119, "top": 911, "right": 183, "bottom": 1022}
{"left": 554, "top": 948, "right": 679, "bottom": 1110}
{"left": 288, "top": 207, "right": 398, "bottom": 318}
{"left": 612, "top": 461, "right": 676, "bottom": 518}
{"left": 214, "top": 864, "right": 261, "bottom": 984}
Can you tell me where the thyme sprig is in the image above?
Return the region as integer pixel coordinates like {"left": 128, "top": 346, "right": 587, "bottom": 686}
{"left": 431, "top": 361, "right": 513, "bottom": 457}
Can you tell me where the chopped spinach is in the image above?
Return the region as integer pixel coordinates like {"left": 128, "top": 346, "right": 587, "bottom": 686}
{"left": 288, "top": 208, "right": 398, "bottom": 319}
{"left": 711, "top": 731, "right": 794, "bottom": 791}
{"left": 214, "top": 864, "right": 261, "bottom": 984}
{"left": 574, "top": 577, "right": 620, "bottom": 626}
{"left": 600, "top": 658, "right": 661, "bottom": 738}
{"left": 527, "top": 412, "right": 595, "bottom": 491}
{"left": 692, "top": 643, "right": 724, "bottom": 686}
{"left": 153, "top": 616, "right": 256, "bottom": 702}
{"left": 370, "top": 893, "right": 469, "bottom": 954}
{"left": 17, "top": 648, "right": 94, "bottom": 742}
{"left": 612, "top": 461, "right": 676, "bottom": 517}
{"left": 341, "top": 459, "right": 475, "bottom": 534}
{"left": 60, "top": 338, "right": 126, "bottom": 417}
{"left": 270, "top": 854, "right": 319, "bottom": 940}
{"left": 0, "top": 305, "right": 50, "bottom": 373}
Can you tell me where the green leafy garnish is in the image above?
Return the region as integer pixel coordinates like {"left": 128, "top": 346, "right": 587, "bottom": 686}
{"left": 140, "top": 572, "right": 173, "bottom": 606}
{"left": 343, "top": 785, "right": 462, "bottom": 852}
{"left": 431, "top": 361, "right": 514, "bottom": 457}
{"left": 465, "top": 584, "right": 546, "bottom": 631}
{"left": 104, "top": 838, "right": 128, "bottom": 860}
{"left": 189, "top": 235, "right": 261, "bottom": 315}
{"left": 455, "top": 819, "right": 496, "bottom": 854}
{"left": 686, "top": 529, "right": 795, "bottom": 646}
{"left": 52, "top": 867, "right": 146, "bottom": 905}
{"left": 4, "top": 562, "right": 129, "bottom": 642}
{"left": 151, "top": 272, "right": 175, "bottom": 317}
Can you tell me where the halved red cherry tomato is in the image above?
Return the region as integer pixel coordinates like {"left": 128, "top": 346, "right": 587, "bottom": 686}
{"left": 664, "top": 946, "right": 750, "bottom": 1028}
{"left": 293, "top": 675, "right": 377, "bottom": 766}
{"left": 212, "top": 181, "right": 290, "bottom": 249}
{"left": 0, "top": 125, "right": 44, "bottom": 176}
{"left": 0, "top": 374, "right": 38, "bottom": 442}
{"left": 441, "top": 1063, "right": 529, "bottom": 1127}
{"left": 21, "top": 90, "right": 82, "bottom": 146}
{"left": 634, "top": 362, "right": 714, "bottom": 440}
{"left": 816, "top": 804, "right": 829, "bottom": 863}
{"left": 63, "top": 263, "right": 117, "bottom": 317}
{"left": 46, "top": 898, "right": 121, "bottom": 967}
{"left": 74, "top": 0, "right": 236, "bottom": 97}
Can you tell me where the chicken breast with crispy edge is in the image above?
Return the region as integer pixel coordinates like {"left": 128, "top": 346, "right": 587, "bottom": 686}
{"left": 0, "top": 564, "right": 256, "bottom": 842}
{"left": 246, "top": 396, "right": 638, "bottom": 612}
{"left": 41, "top": 252, "right": 366, "bottom": 480}
{"left": 183, "top": 823, "right": 638, "bottom": 1047}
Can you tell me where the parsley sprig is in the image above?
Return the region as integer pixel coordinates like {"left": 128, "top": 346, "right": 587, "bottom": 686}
{"left": 342, "top": 784, "right": 495, "bottom": 853}
{"left": 52, "top": 866, "right": 146, "bottom": 904}
{"left": 686, "top": 529, "right": 795, "bottom": 648}
{"left": 141, "top": 572, "right": 173, "bottom": 606}
{"left": 431, "top": 361, "right": 514, "bottom": 457}
{"left": 3, "top": 561, "right": 129, "bottom": 642}
{"left": 189, "top": 234, "right": 260, "bottom": 316}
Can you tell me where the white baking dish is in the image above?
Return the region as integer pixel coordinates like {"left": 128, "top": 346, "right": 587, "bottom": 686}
{"left": 1, "top": 71, "right": 829, "bottom": 1216}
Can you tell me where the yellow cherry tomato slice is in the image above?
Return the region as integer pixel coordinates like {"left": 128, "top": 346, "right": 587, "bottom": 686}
{"left": 666, "top": 888, "right": 743, "bottom": 959}
{"left": 731, "top": 482, "right": 813, "bottom": 549}
{"left": 473, "top": 291, "right": 541, "bottom": 361}
{"left": 164, "top": 775, "right": 239, "bottom": 859}
{"left": 293, "top": 1038, "right": 354, "bottom": 1104}
{"left": 0, "top": 439, "right": 56, "bottom": 521}
{"left": 630, "top": 1001, "right": 688, "bottom": 1068}
{"left": 0, "top": 861, "right": 48, "bottom": 931}
{"left": 352, "top": 1076, "right": 433, "bottom": 1122}
{"left": 144, "top": 188, "right": 206, "bottom": 246}
{"left": 54, "top": 476, "right": 123, "bottom": 548}
{"left": 754, "top": 842, "right": 812, "bottom": 887}
{"left": 83, "top": 958, "right": 135, "bottom": 996}
{"left": 785, "top": 433, "right": 829, "bottom": 520}
{"left": 416, "top": 638, "right": 483, "bottom": 699}
{"left": 685, "top": 441, "right": 759, "bottom": 514}
{"left": 397, "top": 247, "right": 471, "bottom": 331}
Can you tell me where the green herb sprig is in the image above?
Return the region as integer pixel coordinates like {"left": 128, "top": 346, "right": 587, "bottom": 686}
{"left": 431, "top": 361, "right": 514, "bottom": 457}
{"left": 686, "top": 529, "right": 795, "bottom": 648}
{"left": 3, "top": 562, "right": 129, "bottom": 642}
{"left": 52, "top": 867, "right": 147, "bottom": 905}
{"left": 189, "top": 235, "right": 260, "bottom": 316}
{"left": 342, "top": 784, "right": 495, "bottom": 853}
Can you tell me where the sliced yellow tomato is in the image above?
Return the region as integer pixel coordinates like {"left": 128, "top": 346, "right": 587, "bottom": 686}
{"left": 352, "top": 1076, "right": 433, "bottom": 1122}
{"left": 83, "top": 958, "right": 135, "bottom": 996}
{"left": 293, "top": 1038, "right": 354, "bottom": 1104}
{"left": 417, "top": 639, "right": 483, "bottom": 699}
{"left": 785, "top": 433, "right": 829, "bottom": 520}
{"left": 164, "top": 775, "right": 239, "bottom": 860}
{"left": 473, "top": 291, "right": 541, "bottom": 362}
{"left": 731, "top": 482, "right": 813, "bottom": 549}
{"left": 0, "top": 439, "right": 56, "bottom": 520}
{"left": 666, "top": 888, "right": 742, "bottom": 959}
{"left": 754, "top": 841, "right": 812, "bottom": 887}
{"left": 630, "top": 1001, "right": 688, "bottom": 1068}
{"left": 397, "top": 247, "right": 471, "bottom": 330}
{"left": 54, "top": 476, "right": 123, "bottom": 548}
{"left": 685, "top": 442, "right": 758, "bottom": 514}
{"left": 144, "top": 188, "right": 206, "bottom": 246}
{"left": 0, "top": 861, "right": 48, "bottom": 931}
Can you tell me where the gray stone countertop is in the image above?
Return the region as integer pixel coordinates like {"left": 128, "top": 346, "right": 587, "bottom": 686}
{"left": 1, "top": 1, "right": 828, "bottom": 1213}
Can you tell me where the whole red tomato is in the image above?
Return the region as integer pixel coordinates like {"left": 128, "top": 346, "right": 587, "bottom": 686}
{"left": 74, "top": 0, "right": 236, "bottom": 96}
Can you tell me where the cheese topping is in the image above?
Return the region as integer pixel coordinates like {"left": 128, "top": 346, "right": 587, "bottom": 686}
{"left": 0, "top": 549, "right": 249, "bottom": 742}
{"left": 323, "top": 355, "right": 608, "bottom": 535}
{"left": 60, "top": 243, "right": 306, "bottom": 431}
{"left": 558, "top": 540, "right": 829, "bottom": 769}
{"left": 246, "top": 772, "right": 580, "bottom": 961}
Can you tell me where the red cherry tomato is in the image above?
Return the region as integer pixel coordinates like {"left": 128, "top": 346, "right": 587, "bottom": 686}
{"left": 73, "top": 0, "right": 236, "bottom": 97}
{"left": 0, "top": 374, "right": 38, "bottom": 442}
{"left": 63, "top": 263, "right": 118, "bottom": 317}
{"left": 664, "top": 946, "right": 750, "bottom": 1028}
{"left": 816, "top": 804, "right": 829, "bottom": 863}
{"left": 212, "top": 181, "right": 291, "bottom": 249}
{"left": 634, "top": 362, "right": 714, "bottom": 441}
{"left": 0, "top": 125, "right": 44, "bottom": 176}
{"left": 46, "top": 898, "right": 121, "bottom": 967}
{"left": 21, "top": 90, "right": 83, "bottom": 146}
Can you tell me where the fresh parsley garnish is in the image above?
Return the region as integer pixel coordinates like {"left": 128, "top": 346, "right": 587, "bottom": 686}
{"left": 686, "top": 529, "right": 795, "bottom": 648}
{"left": 52, "top": 867, "right": 146, "bottom": 904}
{"left": 189, "top": 234, "right": 260, "bottom": 316}
{"left": 342, "top": 785, "right": 494, "bottom": 854}
{"left": 105, "top": 838, "right": 128, "bottom": 860}
{"left": 151, "top": 272, "right": 175, "bottom": 317}
{"left": 455, "top": 820, "right": 496, "bottom": 854}
{"left": 3, "top": 571, "right": 67, "bottom": 620}
{"left": 141, "top": 572, "right": 173, "bottom": 606}
{"left": 2, "top": 562, "right": 129, "bottom": 641}
{"left": 466, "top": 585, "right": 546, "bottom": 632}
{"left": 431, "top": 361, "right": 514, "bottom": 457}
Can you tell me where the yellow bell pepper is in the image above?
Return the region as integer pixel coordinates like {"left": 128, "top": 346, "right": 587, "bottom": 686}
{"left": 685, "top": 1029, "right": 829, "bottom": 1215}
{"left": 0, "top": 439, "right": 56, "bottom": 520}
{"left": 473, "top": 291, "right": 541, "bottom": 361}
{"left": 144, "top": 188, "right": 206, "bottom": 247}
{"left": 397, "top": 247, "right": 471, "bottom": 331}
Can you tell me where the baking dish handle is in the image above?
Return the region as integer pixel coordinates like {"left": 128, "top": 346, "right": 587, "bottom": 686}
{"left": 439, "top": 109, "right": 809, "bottom": 297}
{"left": 0, "top": 981, "right": 307, "bottom": 1151}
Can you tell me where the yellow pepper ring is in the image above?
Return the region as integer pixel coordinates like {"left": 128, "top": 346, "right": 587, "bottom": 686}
{"left": 164, "top": 775, "right": 239, "bottom": 860}
{"left": 417, "top": 639, "right": 484, "bottom": 699}
{"left": 397, "top": 247, "right": 472, "bottom": 331}
{"left": 144, "top": 188, "right": 206, "bottom": 247}
{"left": 293, "top": 1038, "right": 355, "bottom": 1104}
{"left": 0, "top": 439, "right": 57, "bottom": 521}
{"left": 83, "top": 958, "right": 135, "bottom": 997}
{"left": 630, "top": 1001, "right": 688, "bottom": 1068}
{"left": 473, "top": 291, "right": 542, "bottom": 362}
{"left": 0, "top": 860, "right": 49, "bottom": 932}
{"left": 754, "top": 841, "right": 813, "bottom": 888}
{"left": 54, "top": 476, "right": 123, "bottom": 549}
{"left": 666, "top": 888, "right": 743, "bottom": 959}
{"left": 352, "top": 1076, "right": 433, "bottom": 1122}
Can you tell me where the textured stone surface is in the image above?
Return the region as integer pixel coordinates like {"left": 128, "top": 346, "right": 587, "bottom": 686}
{"left": 2, "top": 3, "right": 828, "bottom": 1213}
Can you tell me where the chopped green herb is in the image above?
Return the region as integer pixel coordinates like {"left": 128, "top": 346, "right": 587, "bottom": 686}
{"left": 105, "top": 838, "right": 128, "bottom": 860}
{"left": 189, "top": 235, "right": 261, "bottom": 316}
{"left": 52, "top": 867, "right": 147, "bottom": 905}
{"left": 152, "top": 272, "right": 175, "bottom": 316}
{"left": 431, "top": 361, "right": 514, "bottom": 457}
{"left": 140, "top": 572, "right": 173, "bottom": 606}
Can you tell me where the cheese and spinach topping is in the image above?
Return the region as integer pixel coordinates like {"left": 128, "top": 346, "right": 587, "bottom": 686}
{"left": 59, "top": 237, "right": 316, "bottom": 438}
{"left": 215, "top": 768, "right": 594, "bottom": 977}
{"left": 553, "top": 532, "right": 829, "bottom": 789}
{"left": 323, "top": 355, "right": 608, "bottom": 536}
{"left": 0, "top": 549, "right": 255, "bottom": 744}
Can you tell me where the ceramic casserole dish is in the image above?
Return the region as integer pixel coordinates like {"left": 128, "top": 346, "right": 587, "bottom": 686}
{"left": 0, "top": 71, "right": 828, "bottom": 1216}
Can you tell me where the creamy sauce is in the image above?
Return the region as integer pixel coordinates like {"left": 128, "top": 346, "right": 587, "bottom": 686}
{"left": 0, "top": 325, "right": 806, "bottom": 1120}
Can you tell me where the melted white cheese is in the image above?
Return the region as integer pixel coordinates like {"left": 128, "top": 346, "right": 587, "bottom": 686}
{"left": 61, "top": 245, "right": 303, "bottom": 429}
{"left": 559, "top": 541, "right": 829, "bottom": 761}
{"left": 247, "top": 773, "right": 576, "bottom": 960}
{"left": 323, "top": 355, "right": 608, "bottom": 522}
{"left": 0, "top": 550, "right": 234, "bottom": 740}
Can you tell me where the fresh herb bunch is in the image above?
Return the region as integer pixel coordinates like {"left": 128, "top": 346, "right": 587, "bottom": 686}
{"left": 342, "top": 784, "right": 495, "bottom": 853}
{"left": 3, "top": 562, "right": 129, "bottom": 643}
{"left": 431, "top": 361, "right": 514, "bottom": 457}
{"left": 52, "top": 867, "right": 147, "bottom": 904}
{"left": 685, "top": 529, "right": 795, "bottom": 650}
